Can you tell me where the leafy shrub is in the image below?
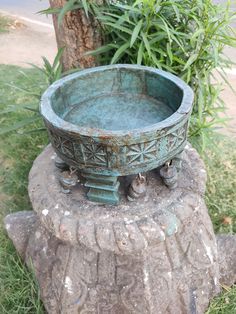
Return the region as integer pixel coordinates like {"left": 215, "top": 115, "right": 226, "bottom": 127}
{"left": 0, "top": 14, "right": 12, "bottom": 33}
{"left": 0, "top": 48, "right": 74, "bottom": 134}
{"left": 51, "top": 0, "right": 236, "bottom": 143}
{"left": 2, "top": 1, "right": 236, "bottom": 141}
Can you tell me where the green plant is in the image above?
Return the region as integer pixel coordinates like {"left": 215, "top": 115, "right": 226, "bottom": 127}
{"left": 0, "top": 65, "right": 47, "bottom": 313}
{"left": 0, "top": 14, "right": 12, "bottom": 33}
{"left": 0, "top": 48, "right": 74, "bottom": 135}
{"left": 29, "top": 47, "right": 64, "bottom": 85}
{"left": 0, "top": 67, "right": 46, "bottom": 135}
{"left": 206, "top": 284, "right": 236, "bottom": 314}
{"left": 46, "top": 0, "right": 236, "bottom": 144}
{"left": 0, "top": 235, "right": 45, "bottom": 313}
{"left": 201, "top": 136, "right": 236, "bottom": 234}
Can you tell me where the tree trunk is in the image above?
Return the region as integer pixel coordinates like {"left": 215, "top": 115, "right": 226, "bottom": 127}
{"left": 49, "top": 0, "right": 102, "bottom": 70}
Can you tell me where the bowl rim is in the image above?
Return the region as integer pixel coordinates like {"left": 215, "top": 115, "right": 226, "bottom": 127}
{"left": 40, "top": 64, "right": 194, "bottom": 138}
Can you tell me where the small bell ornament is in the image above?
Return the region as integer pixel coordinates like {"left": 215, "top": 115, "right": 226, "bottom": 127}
{"left": 160, "top": 162, "right": 178, "bottom": 189}
{"left": 127, "top": 173, "right": 147, "bottom": 202}
{"left": 55, "top": 155, "right": 69, "bottom": 170}
{"left": 59, "top": 168, "right": 79, "bottom": 194}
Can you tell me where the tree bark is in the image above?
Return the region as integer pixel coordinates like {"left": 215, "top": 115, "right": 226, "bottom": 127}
{"left": 49, "top": 0, "right": 102, "bottom": 71}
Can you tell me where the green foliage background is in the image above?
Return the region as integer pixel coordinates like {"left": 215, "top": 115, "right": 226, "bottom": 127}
{"left": 47, "top": 0, "right": 236, "bottom": 145}
{"left": 0, "top": 65, "right": 47, "bottom": 313}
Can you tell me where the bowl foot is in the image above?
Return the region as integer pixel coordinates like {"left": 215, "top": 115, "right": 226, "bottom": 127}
{"left": 160, "top": 151, "right": 184, "bottom": 189}
{"left": 160, "top": 163, "right": 178, "bottom": 189}
{"left": 82, "top": 172, "right": 120, "bottom": 205}
{"left": 54, "top": 155, "right": 69, "bottom": 170}
{"left": 127, "top": 173, "right": 147, "bottom": 201}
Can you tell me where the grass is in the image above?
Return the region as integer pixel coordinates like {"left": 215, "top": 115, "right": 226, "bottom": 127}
{"left": 204, "top": 138, "right": 236, "bottom": 235}
{"left": 206, "top": 285, "right": 236, "bottom": 314}
{"left": 205, "top": 286, "right": 236, "bottom": 314}
{"left": 0, "top": 64, "right": 235, "bottom": 312}
{"left": 0, "top": 65, "right": 47, "bottom": 313}
{"left": 0, "top": 14, "right": 12, "bottom": 33}
{"left": 197, "top": 136, "right": 236, "bottom": 313}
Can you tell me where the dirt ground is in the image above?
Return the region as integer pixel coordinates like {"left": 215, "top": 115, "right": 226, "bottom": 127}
{"left": 0, "top": 14, "right": 235, "bottom": 135}
{"left": 0, "top": 15, "right": 57, "bottom": 67}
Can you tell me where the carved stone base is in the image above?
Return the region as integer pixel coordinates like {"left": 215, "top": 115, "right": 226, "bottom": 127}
{"left": 4, "top": 144, "right": 236, "bottom": 313}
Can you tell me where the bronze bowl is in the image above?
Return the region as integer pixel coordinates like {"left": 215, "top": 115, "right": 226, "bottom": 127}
{"left": 40, "top": 64, "right": 194, "bottom": 204}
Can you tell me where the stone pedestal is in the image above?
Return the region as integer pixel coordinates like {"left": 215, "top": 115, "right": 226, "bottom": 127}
{"left": 4, "top": 144, "right": 236, "bottom": 314}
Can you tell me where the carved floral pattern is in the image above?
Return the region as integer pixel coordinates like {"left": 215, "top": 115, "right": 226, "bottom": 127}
{"left": 49, "top": 132, "right": 61, "bottom": 149}
{"left": 60, "top": 140, "right": 74, "bottom": 158}
{"left": 83, "top": 144, "right": 107, "bottom": 166}
{"left": 126, "top": 140, "right": 157, "bottom": 165}
{"left": 73, "top": 143, "right": 84, "bottom": 161}
{"left": 48, "top": 121, "right": 188, "bottom": 169}
{"left": 167, "top": 124, "right": 187, "bottom": 150}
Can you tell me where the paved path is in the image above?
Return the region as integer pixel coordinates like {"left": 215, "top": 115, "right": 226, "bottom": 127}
{"left": 0, "top": 0, "right": 52, "bottom": 24}
{"left": 0, "top": 1, "right": 57, "bottom": 67}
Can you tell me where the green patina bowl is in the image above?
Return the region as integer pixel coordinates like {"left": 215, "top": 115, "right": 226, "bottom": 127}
{"left": 40, "top": 64, "right": 194, "bottom": 204}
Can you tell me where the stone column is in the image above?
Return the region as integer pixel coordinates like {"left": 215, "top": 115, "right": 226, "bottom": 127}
{"left": 4, "top": 144, "right": 236, "bottom": 313}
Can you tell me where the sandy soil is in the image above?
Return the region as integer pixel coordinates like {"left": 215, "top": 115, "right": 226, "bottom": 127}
{"left": 0, "top": 15, "right": 57, "bottom": 67}
{"left": 0, "top": 13, "right": 235, "bottom": 134}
